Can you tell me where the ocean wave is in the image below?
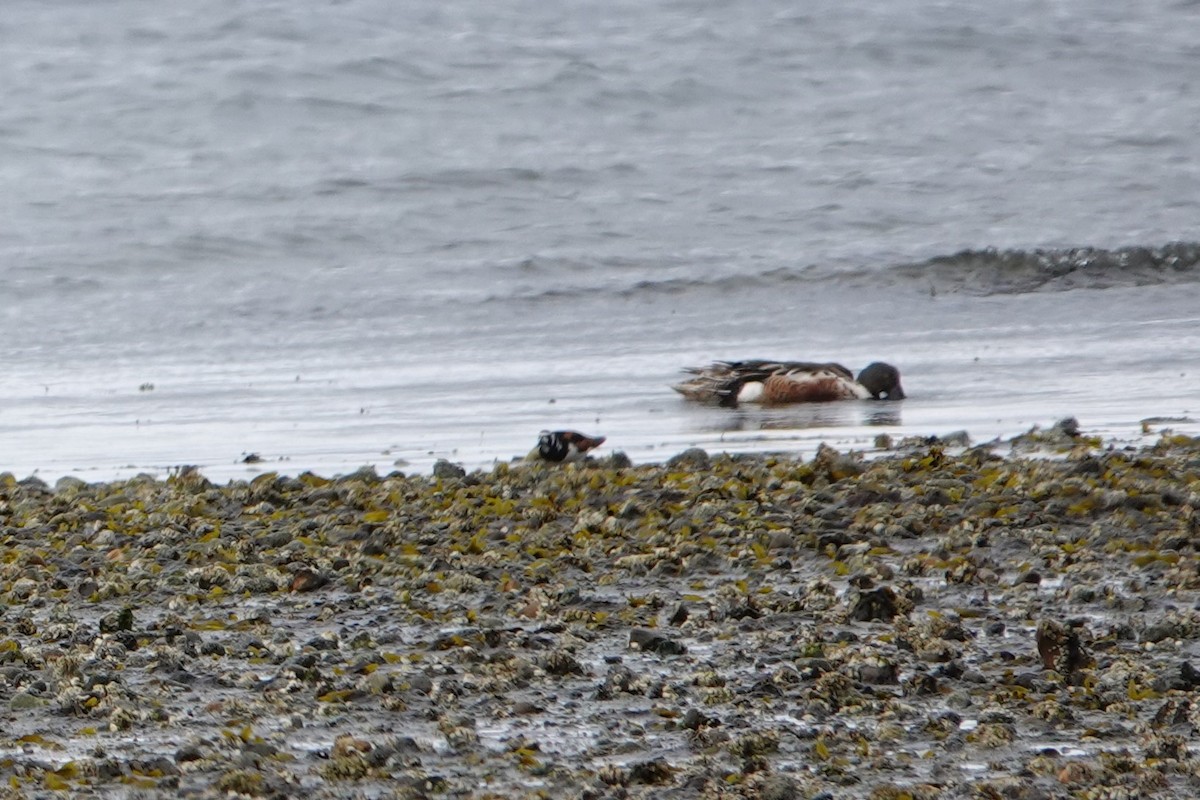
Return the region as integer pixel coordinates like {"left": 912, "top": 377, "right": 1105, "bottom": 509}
{"left": 485, "top": 243, "right": 1200, "bottom": 303}
{"left": 481, "top": 264, "right": 816, "bottom": 304}
{"left": 890, "top": 242, "right": 1200, "bottom": 295}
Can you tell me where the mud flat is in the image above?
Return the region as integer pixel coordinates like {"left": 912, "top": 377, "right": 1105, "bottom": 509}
{"left": 2, "top": 426, "right": 1200, "bottom": 799}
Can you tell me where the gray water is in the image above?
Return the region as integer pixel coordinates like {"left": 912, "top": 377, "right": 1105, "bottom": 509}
{"left": 2, "top": 0, "right": 1199, "bottom": 481}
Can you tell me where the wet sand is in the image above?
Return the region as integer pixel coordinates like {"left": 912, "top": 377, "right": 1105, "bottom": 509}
{"left": 1, "top": 425, "right": 1199, "bottom": 798}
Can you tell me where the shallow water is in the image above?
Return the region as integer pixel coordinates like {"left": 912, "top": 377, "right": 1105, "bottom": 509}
{"left": 2, "top": 1, "right": 1199, "bottom": 481}
{"left": 2, "top": 275, "right": 1196, "bottom": 482}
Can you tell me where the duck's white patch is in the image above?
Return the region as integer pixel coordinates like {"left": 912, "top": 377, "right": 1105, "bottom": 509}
{"left": 738, "top": 382, "right": 764, "bottom": 403}
{"left": 846, "top": 380, "right": 871, "bottom": 399}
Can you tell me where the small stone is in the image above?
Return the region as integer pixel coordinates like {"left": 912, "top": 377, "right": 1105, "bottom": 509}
{"left": 432, "top": 459, "right": 466, "bottom": 479}
{"left": 1143, "top": 623, "right": 1176, "bottom": 643}
{"left": 338, "top": 465, "right": 381, "bottom": 484}
{"left": 1181, "top": 662, "right": 1200, "bottom": 690}
{"left": 604, "top": 451, "right": 633, "bottom": 469}
{"left": 175, "top": 745, "right": 205, "bottom": 764}
{"left": 1152, "top": 698, "right": 1192, "bottom": 727}
{"left": 361, "top": 536, "right": 389, "bottom": 556}
{"left": 1012, "top": 672, "right": 1039, "bottom": 689}
{"left": 542, "top": 651, "right": 584, "bottom": 676}
{"left": 54, "top": 475, "right": 89, "bottom": 493}
{"left": 1052, "top": 417, "right": 1081, "bottom": 437}
{"left": 365, "top": 671, "right": 394, "bottom": 694}
{"left": 1015, "top": 569, "right": 1042, "bottom": 586}
{"left": 1037, "top": 619, "right": 1093, "bottom": 673}
{"left": 304, "top": 634, "right": 339, "bottom": 651}
{"left": 10, "top": 692, "right": 42, "bottom": 710}
{"left": 858, "top": 663, "right": 899, "bottom": 684}
{"left": 512, "top": 700, "right": 545, "bottom": 715}
{"left": 133, "top": 756, "right": 180, "bottom": 776}
{"left": 907, "top": 672, "right": 940, "bottom": 695}
{"left": 18, "top": 475, "right": 50, "bottom": 491}
{"left": 848, "top": 586, "right": 901, "bottom": 622}
{"left": 813, "top": 443, "right": 865, "bottom": 479}
{"left": 666, "top": 448, "right": 709, "bottom": 470}
{"left": 629, "top": 628, "right": 687, "bottom": 655}
{"left": 331, "top": 735, "right": 372, "bottom": 759}
{"left": 408, "top": 674, "right": 434, "bottom": 695}
{"left": 759, "top": 775, "right": 803, "bottom": 800}
{"left": 291, "top": 569, "right": 328, "bottom": 593}
{"left": 365, "top": 742, "right": 396, "bottom": 768}
{"left": 200, "top": 641, "right": 226, "bottom": 657}
{"left": 628, "top": 758, "right": 674, "bottom": 785}
{"left": 99, "top": 607, "right": 134, "bottom": 633}
{"left": 939, "top": 430, "right": 972, "bottom": 447}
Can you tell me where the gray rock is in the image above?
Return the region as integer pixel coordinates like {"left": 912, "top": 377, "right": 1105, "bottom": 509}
{"left": 759, "top": 775, "right": 804, "bottom": 800}
{"left": 629, "top": 628, "right": 686, "bottom": 655}
{"left": 432, "top": 459, "right": 466, "bottom": 479}
{"left": 940, "top": 430, "right": 972, "bottom": 447}
{"left": 54, "top": 475, "right": 90, "bottom": 493}
{"left": 603, "top": 451, "right": 633, "bottom": 469}
{"left": 408, "top": 673, "right": 434, "bottom": 695}
{"left": 666, "top": 447, "right": 709, "bottom": 470}
{"left": 858, "top": 663, "right": 899, "bottom": 684}
{"left": 365, "top": 671, "right": 394, "bottom": 694}
{"left": 10, "top": 692, "right": 42, "bottom": 710}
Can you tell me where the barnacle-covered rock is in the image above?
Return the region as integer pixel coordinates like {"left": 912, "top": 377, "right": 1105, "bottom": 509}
{"left": 0, "top": 434, "right": 1197, "bottom": 797}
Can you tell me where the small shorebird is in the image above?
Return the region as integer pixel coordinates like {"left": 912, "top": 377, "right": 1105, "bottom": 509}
{"left": 673, "top": 360, "right": 905, "bottom": 408}
{"left": 531, "top": 430, "right": 607, "bottom": 463}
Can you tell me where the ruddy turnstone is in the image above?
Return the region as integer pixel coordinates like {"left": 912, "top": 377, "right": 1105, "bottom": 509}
{"left": 532, "top": 430, "right": 606, "bottom": 463}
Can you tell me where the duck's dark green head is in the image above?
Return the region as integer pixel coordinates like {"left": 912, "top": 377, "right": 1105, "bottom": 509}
{"left": 857, "top": 362, "right": 905, "bottom": 400}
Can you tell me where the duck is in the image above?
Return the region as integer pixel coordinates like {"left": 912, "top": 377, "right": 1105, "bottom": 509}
{"left": 673, "top": 360, "right": 905, "bottom": 408}
{"left": 530, "top": 430, "right": 607, "bottom": 463}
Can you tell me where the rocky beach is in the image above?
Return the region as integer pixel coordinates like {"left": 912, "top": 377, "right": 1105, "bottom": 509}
{"left": 2, "top": 423, "right": 1199, "bottom": 798}
{"left": 6, "top": 2, "right": 1200, "bottom": 797}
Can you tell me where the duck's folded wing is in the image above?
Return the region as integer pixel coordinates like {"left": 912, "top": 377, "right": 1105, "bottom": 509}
{"left": 674, "top": 360, "right": 767, "bottom": 400}
{"left": 672, "top": 367, "right": 729, "bottom": 399}
{"left": 771, "top": 361, "right": 853, "bottom": 379}
{"left": 674, "top": 359, "right": 855, "bottom": 402}
{"left": 765, "top": 366, "right": 867, "bottom": 402}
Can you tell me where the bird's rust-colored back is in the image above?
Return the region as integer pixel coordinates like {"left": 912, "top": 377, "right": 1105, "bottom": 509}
{"left": 760, "top": 370, "right": 862, "bottom": 403}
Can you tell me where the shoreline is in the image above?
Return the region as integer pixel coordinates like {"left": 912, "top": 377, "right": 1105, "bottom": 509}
{"left": 8, "top": 413, "right": 1199, "bottom": 490}
{"left": 1, "top": 431, "right": 1199, "bottom": 797}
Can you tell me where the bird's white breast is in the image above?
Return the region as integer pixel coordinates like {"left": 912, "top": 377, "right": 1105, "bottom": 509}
{"left": 738, "top": 382, "right": 765, "bottom": 403}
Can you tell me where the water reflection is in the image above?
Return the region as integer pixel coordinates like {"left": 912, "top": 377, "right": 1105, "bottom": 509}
{"left": 865, "top": 409, "right": 902, "bottom": 427}
{"left": 688, "top": 403, "right": 903, "bottom": 433}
